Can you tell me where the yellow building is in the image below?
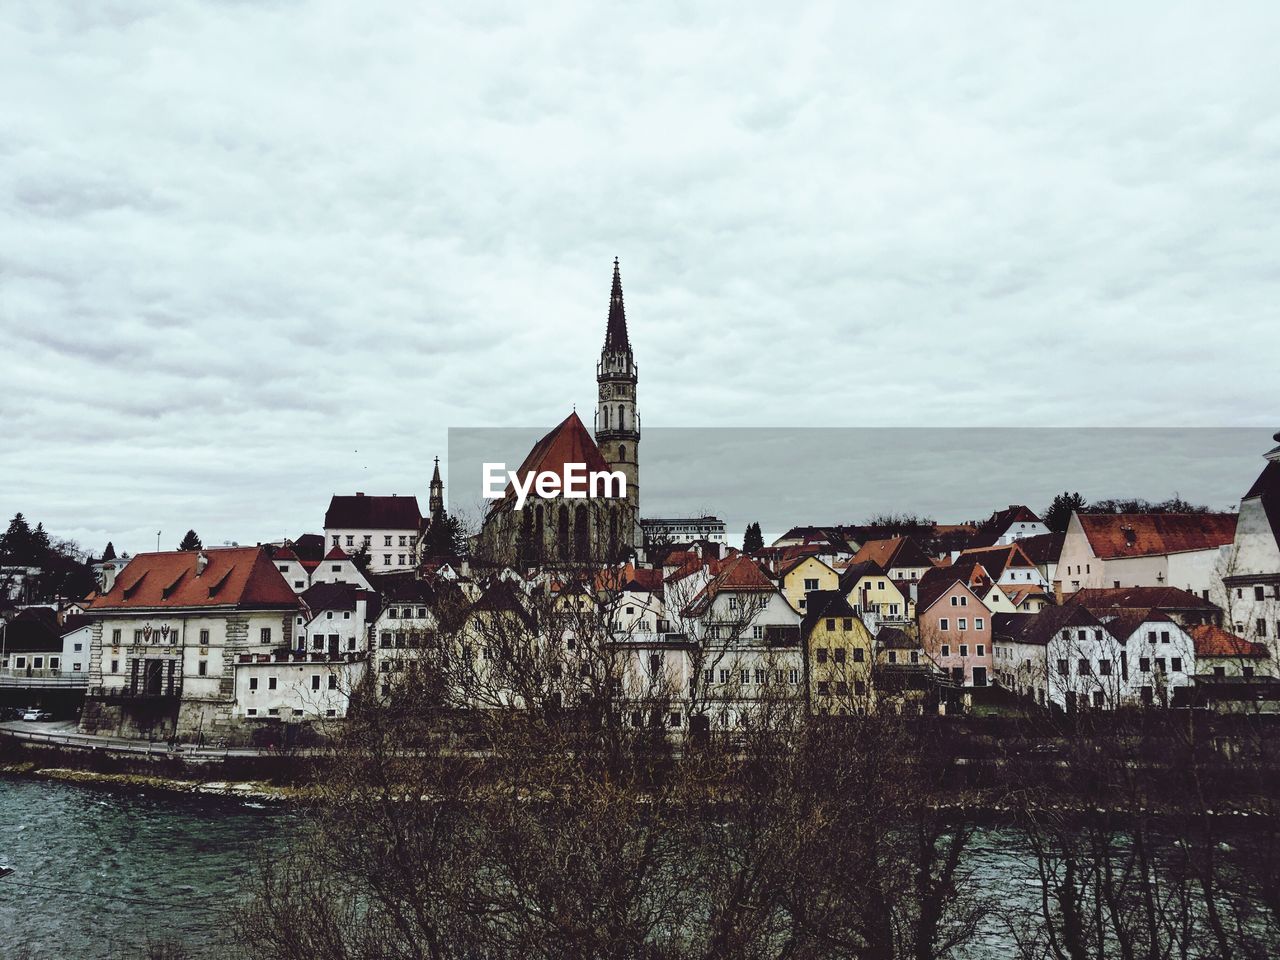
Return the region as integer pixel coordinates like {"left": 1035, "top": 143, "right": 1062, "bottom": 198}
{"left": 839, "top": 560, "right": 912, "bottom": 623}
{"left": 779, "top": 555, "right": 840, "bottom": 613}
{"left": 803, "top": 590, "right": 876, "bottom": 714}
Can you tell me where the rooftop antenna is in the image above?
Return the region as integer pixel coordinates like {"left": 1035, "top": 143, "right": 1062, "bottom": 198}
{"left": 156, "top": 531, "right": 161, "bottom": 551}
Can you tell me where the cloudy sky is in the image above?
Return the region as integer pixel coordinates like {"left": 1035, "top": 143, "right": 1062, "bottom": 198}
{"left": 2, "top": 2, "right": 1278, "bottom": 555}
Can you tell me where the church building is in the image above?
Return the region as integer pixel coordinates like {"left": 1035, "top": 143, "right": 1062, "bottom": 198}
{"left": 474, "top": 260, "right": 641, "bottom": 567}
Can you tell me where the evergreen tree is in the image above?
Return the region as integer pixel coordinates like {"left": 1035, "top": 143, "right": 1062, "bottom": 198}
{"left": 742, "top": 522, "right": 764, "bottom": 553}
{"left": 0, "top": 513, "right": 36, "bottom": 563}
{"left": 423, "top": 511, "right": 465, "bottom": 559}
{"left": 178, "top": 529, "right": 203, "bottom": 551}
{"left": 1042, "top": 492, "right": 1087, "bottom": 533}
{"left": 102, "top": 541, "right": 117, "bottom": 562}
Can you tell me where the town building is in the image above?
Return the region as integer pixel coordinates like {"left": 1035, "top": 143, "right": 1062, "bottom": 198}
{"left": 80, "top": 547, "right": 301, "bottom": 740}
{"left": 850, "top": 536, "right": 935, "bottom": 583}
{"left": 640, "top": 516, "right": 727, "bottom": 545}
{"left": 839, "top": 560, "right": 912, "bottom": 631}
{"left": 777, "top": 555, "right": 840, "bottom": 613}
{"left": 1212, "top": 432, "right": 1280, "bottom": 655}
{"left": 967, "top": 505, "right": 1049, "bottom": 549}
{"left": 916, "top": 568, "right": 993, "bottom": 687}
{"left": 681, "top": 554, "right": 803, "bottom": 729}
{"left": 1056, "top": 511, "right": 1237, "bottom": 598}
{"left": 323, "top": 493, "right": 424, "bottom": 574}
{"left": 1062, "top": 586, "right": 1221, "bottom": 628}
{"left": 802, "top": 590, "right": 875, "bottom": 715}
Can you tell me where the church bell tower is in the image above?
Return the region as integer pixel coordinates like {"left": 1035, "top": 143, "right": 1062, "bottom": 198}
{"left": 595, "top": 258, "right": 639, "bottom": 513}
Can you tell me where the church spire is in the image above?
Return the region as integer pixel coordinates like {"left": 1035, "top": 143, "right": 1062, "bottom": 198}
{"left": 429, "top": 456, "right": 444, "bottom": 519}
{"left": 604, "top": 257, "right": 631, "bottom": 355}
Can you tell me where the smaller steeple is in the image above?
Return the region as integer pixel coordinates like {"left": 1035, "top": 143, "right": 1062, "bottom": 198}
{"left": 604, "top": 257, "right": 632, "bottom": 356}
{"left": 429, "top": 456, "right": 444, "bottom": 519}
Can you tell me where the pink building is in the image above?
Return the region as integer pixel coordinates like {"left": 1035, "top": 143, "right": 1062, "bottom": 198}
{"left": 916, "top": 568, "right": 994, "bottom": 686}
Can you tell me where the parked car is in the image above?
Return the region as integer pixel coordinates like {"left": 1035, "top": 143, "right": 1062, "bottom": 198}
{"left": 21, "top": 709, "right": 53, "bottom": 722}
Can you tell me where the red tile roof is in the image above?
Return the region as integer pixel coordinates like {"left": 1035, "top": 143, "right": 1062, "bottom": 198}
{"left": 92, "top": 548, "right": 300, "bottom": 611}
{"left": 681, "top": 554, "right": 775, "bottom": 616}
{"left": 957, "top": 543, "right": 1038, "bottom": 581}
{"left": 852, "top": 536, "right": 934, "bottom": 572}
{"left": 1189, "top": 624, "right": 1270, "bottom": 659}
{"left": 1077, "top": 513, "right": 1237, "bottom": 559}
{"left": 487, "top": 412, "right": 614, "bottom": 516}
{"left": 1064, "top": 586, "right": 1220, "bottom": 612}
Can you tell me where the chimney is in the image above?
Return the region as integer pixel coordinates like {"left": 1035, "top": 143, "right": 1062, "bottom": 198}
{"left": 356, "top": 492, "right": 365, "bottom": 497}
{"left": 196, "top": 551, "right": 209, "bottom": 576}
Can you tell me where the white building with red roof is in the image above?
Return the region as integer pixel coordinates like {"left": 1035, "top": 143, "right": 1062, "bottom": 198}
{"left": 80, "top": 546, "right": 305, "bottom": 739}
{"left": 1057, "top": 510, "right": 1237, "bottom": 598}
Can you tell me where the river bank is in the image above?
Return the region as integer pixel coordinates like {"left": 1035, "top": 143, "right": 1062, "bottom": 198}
{"left": 0, "top": 760, "right": 301, "bottom": 802}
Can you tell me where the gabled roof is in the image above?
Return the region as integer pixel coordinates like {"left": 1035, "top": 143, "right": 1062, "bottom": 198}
{"left": 1064, "top": 586, "right": 1220, "bottom": 613}
{"left": 1004, "top": 585, "right": 1052, "bottom": 607}
{"left": 778, "top": 554, "right": 836, "bottom": 581}
{"left": 1189, "top": 624, "right": 1270, "bottom": 659}
{"left": 852, "top": 536, "right": 934, "bottom": 572}
{"left": 324, "top": 544, "right": 350, "bottom": 561}
{"left": 91, "top": 548, "right": 299, "bottom": 611}
{"left": 993, "top": 604, "right": 1105, "bottom": 647}
{"left": 59, "top": 613, "right": 92, "bottom": 635}
{"left": 324, "top": 494, "right": 423, "bottom": 530}
{"left": 1017, "top": 531, "right": 1065, "bottom": 565}
{"left": 682, "top": 554, "right": 776, "bottom": 617}
{"left": 957, "top": 543, "right": 1038, "bottom": 581}
{"left": 486, "top": 412, "right": 613, "bottom": 516}
{"left": 1097, "top": 608, "right": 1174, "bottom": 643}
{"left": 916, "top": 566, "right": 988, "bottom": 616}
{"left": 968, "top": 505, "right": 1042, "bottom": 548}
{"left": 801, "top": 590, "right": 859, "bottom": 636}
{"left": 838, "top": 559, "right": 889, "bottom": 592}
{"left": 1075, "top": 513, "right": 1237, "bottom": 559}
{"left": 2, "top": 608, "right": 62, "bottom": 651}
{"left": 301, "top": 581, "right": 362, "bottom": 614}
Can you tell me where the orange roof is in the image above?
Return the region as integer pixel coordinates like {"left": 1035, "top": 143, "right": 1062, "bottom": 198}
{"left": 92, "top": 548, "right": 300, "bottom": 611}
{"left": 852, "top": 536, "right": 934, "bottom": 571}
{"left": 1077, "top": 513, "right": 1237, "bottom": 559}
{"left": 1189, "top": 624, "right": 1270, "bottom": 659}
{"left": 487, "top": 412, "right": 614, "bottom": 516}
{"left": 682, "top": 554, "right": 775, "bottom": 616}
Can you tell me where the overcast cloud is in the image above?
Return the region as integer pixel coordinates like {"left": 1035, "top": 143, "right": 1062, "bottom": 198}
{"left": 2, "top": 2, "right": 1278, "bottom": 554}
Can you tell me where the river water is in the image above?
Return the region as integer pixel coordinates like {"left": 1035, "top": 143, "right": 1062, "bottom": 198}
{"left": 0, "top": 775, "right": 1041, "bottom": 959}
{"left": 0, "top": 776, "right": 289, "bottom": 959}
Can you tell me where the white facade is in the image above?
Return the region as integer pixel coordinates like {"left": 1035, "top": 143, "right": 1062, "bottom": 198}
{"left": 61, "top": 623, "right": 91, "bottom": 675}
{"left": 1058, "top": 512, "right": 1231, "bottom": 598}
{"left": 995, "top": 615, "right": 1195, "bottom": 710}
{"left": 641, "top": 516, "right": 728, "bottom": 544}
{"left": 233, "top": 657, "right": 366, "bottom": 721}
{"left": 324, "top": 528, "right": 420, "bottom": 573}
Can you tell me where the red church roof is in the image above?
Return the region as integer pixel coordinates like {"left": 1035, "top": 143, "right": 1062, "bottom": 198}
{"left": 487, "top": 411, "right": 614, "bottom": 515}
